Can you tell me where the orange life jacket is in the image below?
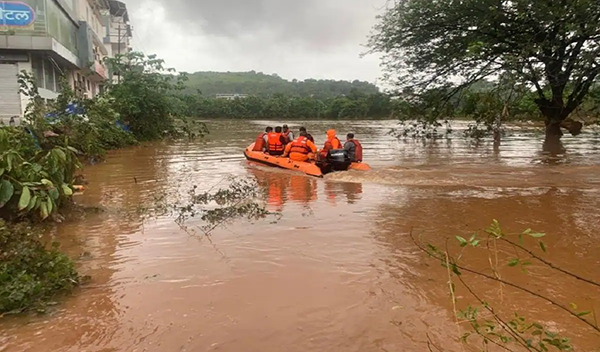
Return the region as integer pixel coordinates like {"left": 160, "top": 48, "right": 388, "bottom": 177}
{"left": 253, "top": 132, "right": 267, "bottom": 151}
{"left": 282, "top": 130, "right": 292, "bottom": 143}
{"left": 346, "top": 139, "right": 363, "bottom": 162}
{"left": 331, "top": 137, "right": 342, "bottom": 149}
{"left": 323, "top": 137, "right": 342, "bottom": 152}
{"left": 289, "top": 136, "right": 312, "bottom": 155}
{"left": 268, "top": 132, "right": 284, "bottom": 152}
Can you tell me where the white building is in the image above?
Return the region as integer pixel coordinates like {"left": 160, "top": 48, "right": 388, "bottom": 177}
{"left": 0, "top": 0, "right": 132, "bottom": 124}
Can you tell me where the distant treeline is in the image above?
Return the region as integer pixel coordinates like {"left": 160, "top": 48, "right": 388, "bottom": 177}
{"left": 182, "top": 71, "right": 379, "bottom": 99}
{"left": 175, "top": 74, "right": 600, "bottom": 123}
{"left": 176, "top": 92, "right": 397, "bottom": 120}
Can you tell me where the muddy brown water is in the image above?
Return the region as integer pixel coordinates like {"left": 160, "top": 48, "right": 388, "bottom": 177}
{"left": 2, "top": 120, "right": 600, "bottom": 352}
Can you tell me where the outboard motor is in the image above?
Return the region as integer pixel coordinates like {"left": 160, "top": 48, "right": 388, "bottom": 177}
{"left": 326, "top": 149, "right": 352, "bottom": 172}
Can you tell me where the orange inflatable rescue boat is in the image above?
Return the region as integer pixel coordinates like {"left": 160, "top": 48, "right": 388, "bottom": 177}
{"left": 244, "top": 143, "right": 371, "bottom": 177}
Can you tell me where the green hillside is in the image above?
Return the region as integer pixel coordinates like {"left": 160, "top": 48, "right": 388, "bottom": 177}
{"left": 183, "top": 71, "right": 380, "bottom": 99}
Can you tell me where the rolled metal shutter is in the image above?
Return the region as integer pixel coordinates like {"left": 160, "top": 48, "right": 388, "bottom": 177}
{"left": 0, "top": 64, "right": 22, "bottom": 124}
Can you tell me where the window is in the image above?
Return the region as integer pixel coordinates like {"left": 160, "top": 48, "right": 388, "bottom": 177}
{"left": 31, "top": 56, "right": 44, "bottom": 89}
{"left": 55, "top": 66, "right": 63, "bottom": 93}
{"left": 44, "top": 59, "right": 55, "bottom": 91}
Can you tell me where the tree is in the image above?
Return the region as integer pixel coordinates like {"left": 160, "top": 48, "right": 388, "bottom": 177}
{"left": 368, "top": 0, "right": 600, "bottom": 140}
{"left": 104, "top": 52, "right": 188, "bottom": 140}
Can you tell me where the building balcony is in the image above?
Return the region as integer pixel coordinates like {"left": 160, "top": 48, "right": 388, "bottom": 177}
{"left": 92, "top": 59, "right": 107, "bottom": 79}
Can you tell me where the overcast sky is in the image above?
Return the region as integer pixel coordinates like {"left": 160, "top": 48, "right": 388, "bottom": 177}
{"left": 122, "top": 0, "right": 387, "bottom": 84}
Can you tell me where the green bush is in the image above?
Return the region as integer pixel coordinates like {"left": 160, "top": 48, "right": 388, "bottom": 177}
{"left": 0, "top": 221, "right": 79, "bottom": 314}
{"left": 0, "top": 128, "right": 80, "bottom": 221}
{"left": 105, "top": 52, "right": 189, "bottom": 140}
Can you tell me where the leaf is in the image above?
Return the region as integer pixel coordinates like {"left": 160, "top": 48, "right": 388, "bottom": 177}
{"left": 577, "top": 311, "right": 591, "bottom": 316}
{"left": 40, "top": 202, "right": 49, "bottom": 219}
{"left": 532, "top": 330, "right": 542, "bottom": 336}
{"left": 451, "top": 263, "right": 462, "bottom": 276}
{"left": 469, "top": 233, "right": 476, "bottom": 242}
{"left": 6, "top": 153, "right": 13, "bottom": 171}
{"left": 27, "top": 195, "right": 38, "bottom": 211}
{"left": 471, "top": 240, "right": 480, "bottom": 247}
{"left": 539, "top": 241, "right": 547, "bottom": 253}
{"left": 32, "top": 163, "right": 42, "bottom": 173}
{"left": 41, "top": 179, "right": 54, "bottom": 186}
{"left": 456, "top": 236, "right": 468, "bottom": 247}
{"left": 67, "top": 146, "right": 79, "bottom": 154}
{"left": 508, "top": 258, "right": 520, "bottom": 267}
{"left": 46, "top": 198, "right": 53, "bottom": 214}
{"left": 0, "top": 168, "right": 4, "bottom": 176}
{"left": 18, "top": 186, "right": 31, "bottom": 211}
{"left": 55, "top": 149, "right": 67, "bottom": 162}
{"left": 522, "top": 228, "right": 532, "bottom": 235}
{"left": 0, "top": 179, "right": 15, "bottom": 207}
{"left": 62, "top": 184, "right": 73, "bottom": 196}
{"left": 529, "top": 232, "right": 546, "bottom": 238}
{"left": 49, "top": 188, "right": 59, "bottom": 200}
{"left": 532, "top": 322, "right": 544, "bottom": 329}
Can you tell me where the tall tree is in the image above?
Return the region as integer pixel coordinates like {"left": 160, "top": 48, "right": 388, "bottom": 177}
{"left": 368, "top": 0, "right": 600, "bottom": 140}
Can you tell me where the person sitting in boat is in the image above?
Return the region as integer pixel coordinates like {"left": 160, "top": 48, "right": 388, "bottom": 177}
{"left": 319, "top": 129, "right": 342, "bottom": 160}
{"left": 282, "top": 131, "right": 317, "bottom": 162}
{"left": 267, "top": 126, "right": 287, "bottom": 156}
{"left": 282, "top": 124, "right": 294, "bottom": 144}
{"left": 344, "top": 133, "right": 363, "bottom": 162}
{"left": 253, "top": 126, "right": 272, "bottom": 152}
{"left": 299, "top": 127, "right": 314, "bottom": 143}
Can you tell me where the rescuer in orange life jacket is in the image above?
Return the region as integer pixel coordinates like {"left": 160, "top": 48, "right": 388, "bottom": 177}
{"left": 282, "top": 124, "right": 294, "bottom": 144}
{"left": 343, "top": 133, "right": 363, "bottom": 162}
{"left": 267, "top": 126, "right": 287, "bottom": 156}
{"left": 282, "top": 131, "right": 318, "bottom": 162}
{"left": 253, "top": 126, "right": 272, "bottom": 152}
{"left": 319, "top": 129, "right": 342, "bottom": 160}
{"left": 299, "top": 127, "right": 314, "bottom": 143}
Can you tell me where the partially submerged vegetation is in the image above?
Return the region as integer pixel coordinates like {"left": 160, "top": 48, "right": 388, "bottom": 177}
{"left": 0, "top": 221, "right": 79, "bottom": 315}
{"left": 413, "top": 221, "right": 599, "bottom": 351}
{"left": 0, "top": 52, "right": 209, "bottom": 314}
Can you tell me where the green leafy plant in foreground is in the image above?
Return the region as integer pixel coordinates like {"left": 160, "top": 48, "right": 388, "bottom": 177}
{"left": 0, "top": 221, "right": 79, "bottom": 314}
{"left": 413, "top": 220, "right": 600, "bottom": 351}
{"left": 0, "top": 128, "right": 80, "bottom": 221}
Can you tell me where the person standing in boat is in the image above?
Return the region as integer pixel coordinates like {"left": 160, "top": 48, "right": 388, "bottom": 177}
{"left": 282, "top": 125, "right": 294, "bottom": 144}
{"left": 253, "top": 126, "right": 272, "bottom": 152}
{"left": 282, "top": 131, "right": 317, "bottom": 162}
{"left": 267, "top": 126, "right": 287, "bottom": 156}
{"left": 299, "top": 127, "right": 314, "bottom": 143}
{"left": 344, "top": 133, "right": 363, "bottom": 162}
{"left": 319, "top": 129, "right": 342, "bottom": 160}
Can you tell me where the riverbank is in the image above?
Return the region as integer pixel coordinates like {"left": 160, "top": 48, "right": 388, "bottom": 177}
{"left": 0, "top": 52, "right": 197, "bottom": 315}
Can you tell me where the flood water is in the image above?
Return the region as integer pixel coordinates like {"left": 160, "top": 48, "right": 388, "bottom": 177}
{"left": 2, "top": 120, "right": 600, "bottom": 351}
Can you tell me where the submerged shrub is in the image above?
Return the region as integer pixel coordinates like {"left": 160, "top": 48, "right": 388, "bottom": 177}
{"left": 0, "top": 221, "right": 79, "bottom": 314}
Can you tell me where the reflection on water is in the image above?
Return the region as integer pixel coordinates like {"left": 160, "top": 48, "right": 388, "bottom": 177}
{"left": 1, "top": 120, "right": 600, "bottom": 352}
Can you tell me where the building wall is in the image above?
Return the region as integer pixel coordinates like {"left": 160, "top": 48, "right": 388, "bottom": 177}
{"left": 0, "top": 0, "right": 126, "bottom": 123}
{"left": 0, "top": 0, "right": 80, "bottom": 54}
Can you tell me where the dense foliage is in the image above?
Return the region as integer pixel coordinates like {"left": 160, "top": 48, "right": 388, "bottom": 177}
{"left": 105, "top": 52, "right": 195, "bottom": 141}
{"left": 0, "top": 127, "right": 80, "bottom": 221}
{"left": 368, "top": 0, "right": 600, "bottom": 139}
{"left": 0, "top": 221, "right": 79, "bottom": 314}
{"left": 180, "top": 91, "right": 395, "bottom": 119}
{"left": 182, "top": 71, "right": 379, "bottom": 99}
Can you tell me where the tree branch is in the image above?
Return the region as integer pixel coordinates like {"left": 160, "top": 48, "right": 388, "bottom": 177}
{"left": 410, "top": 231, "right": 600, "bottom": 334}
{"left": 498, "top": 237, "right": 600, "bottom": 287}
